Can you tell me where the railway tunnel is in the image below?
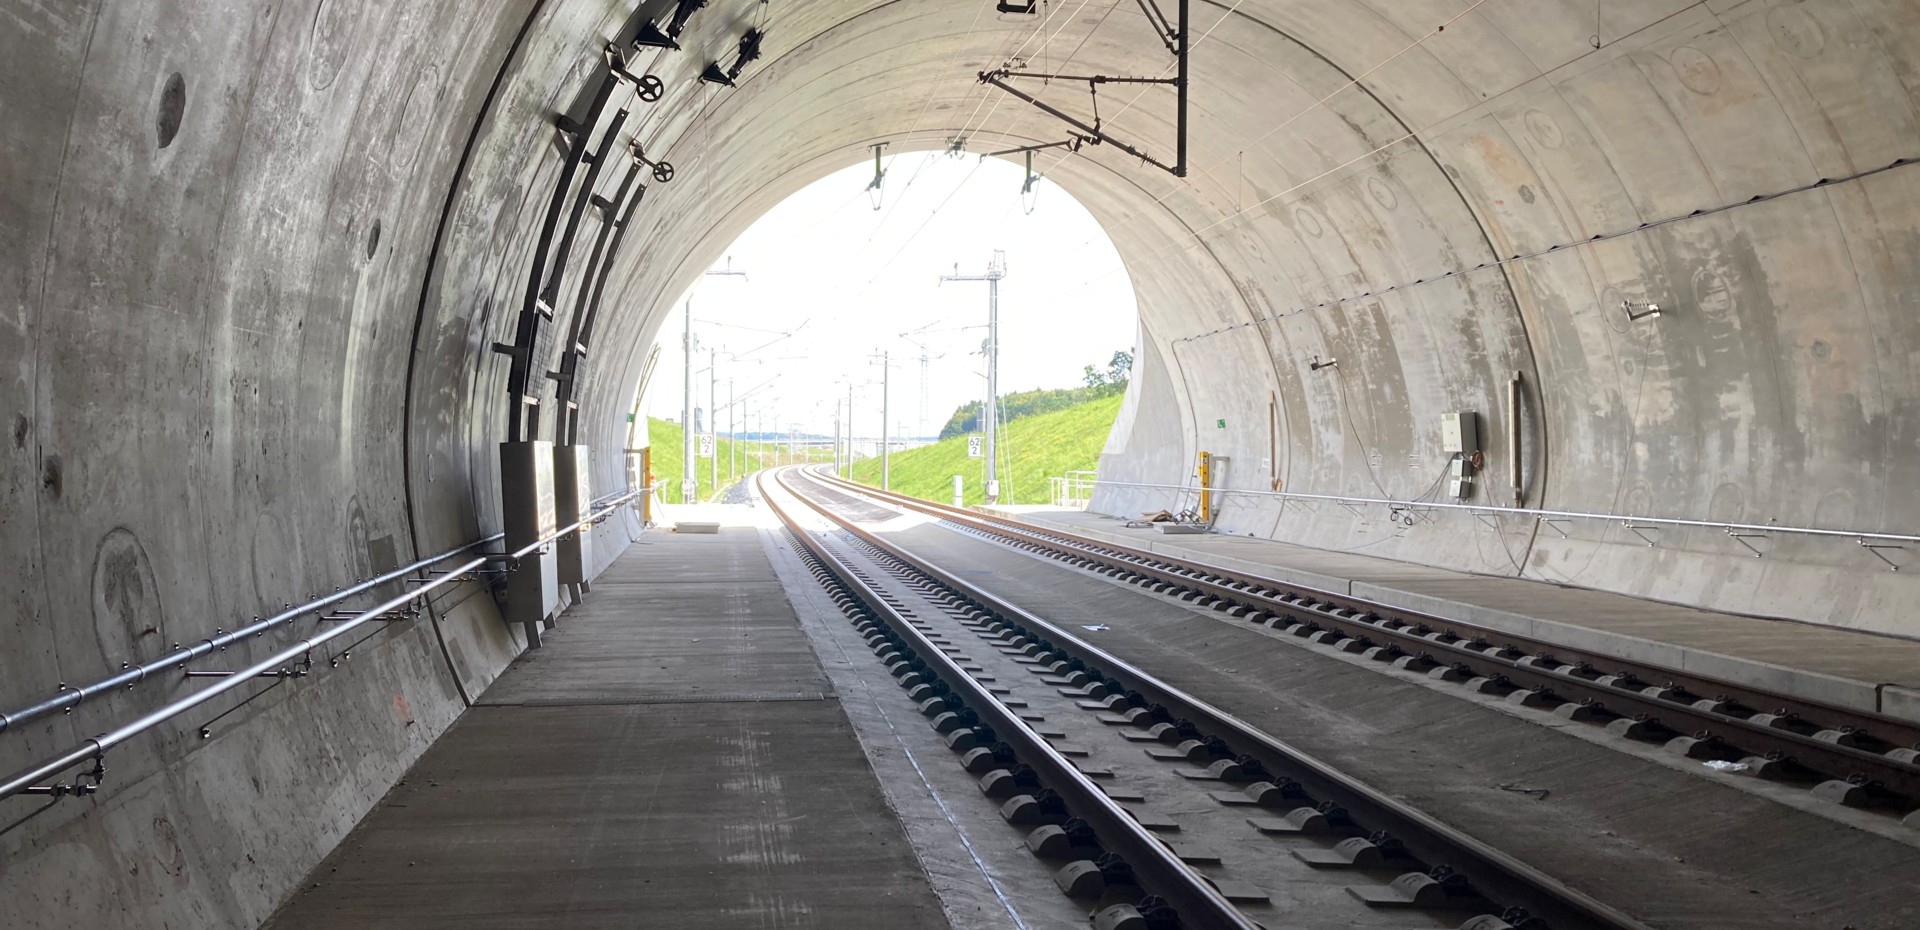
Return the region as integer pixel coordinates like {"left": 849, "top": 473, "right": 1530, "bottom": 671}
{"left": 5, "top": 0, "right": 1920, "bottom": 927}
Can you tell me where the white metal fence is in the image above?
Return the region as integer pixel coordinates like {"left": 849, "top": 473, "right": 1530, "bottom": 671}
{"left": 1049, "top": 470, "right": 1098, "bottom": 509}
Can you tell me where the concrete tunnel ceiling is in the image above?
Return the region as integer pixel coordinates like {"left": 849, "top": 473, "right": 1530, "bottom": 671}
{"left": 427, "top": 0, "right": 1920, "bottom": 635}
{"left": 6, "top": 1, "right": 1920, "bottom": 925}
{"left": 8, "top": 0, "right": 1920, "bottom": 721}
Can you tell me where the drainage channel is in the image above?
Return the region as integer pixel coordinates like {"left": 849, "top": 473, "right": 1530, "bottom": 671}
{"left": 772, "top": 468, "right": 1649, "bottom": 930}
{"left": 806, "top": 468, "right": 1920, "bottom": 827}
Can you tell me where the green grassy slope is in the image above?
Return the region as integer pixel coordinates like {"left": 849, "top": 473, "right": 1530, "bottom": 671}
{"left": 850, "top": 393, "right": 1122, "bottom": 507}
{"left": 645, "top": 418, "right": 826, "bottom": 502}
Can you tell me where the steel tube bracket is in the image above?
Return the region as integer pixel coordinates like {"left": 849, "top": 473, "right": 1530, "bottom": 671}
{"left": 1860, "top": 538, "right": 1903, "bottom": 571}
{"left": 22, "top": 756, "right": 105, "bottom": 799}
{"left": 1727, "top": 529, "right": 1768, "bottom": 558}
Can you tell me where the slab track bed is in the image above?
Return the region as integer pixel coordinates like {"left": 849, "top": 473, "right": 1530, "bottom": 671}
{"left": 765, "top": 468, "right": 1649, "bottom": 930}
{"left": 799, "top": 469, "right": 1920, "bottom": 824}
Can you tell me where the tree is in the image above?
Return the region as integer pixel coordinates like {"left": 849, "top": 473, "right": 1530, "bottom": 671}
{"left": 938, "top": 401, "right": 982, "bottom": 440}
{"left": 1082, "top": 365, "right": 1108, "bottom": 388}
{"left": 1107, "top": 349, "right": 1133, "bottom": 385}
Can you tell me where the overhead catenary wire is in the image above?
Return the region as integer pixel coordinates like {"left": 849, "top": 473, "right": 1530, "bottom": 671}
{"left": 1018, "top": 1, "right": 1713, "bottom": 307}
{"left": 1032, "top": 0, "right": 1484, "bottom": 207}
{"left": 1025, "top": 0, "right": 1252, "bottom": 184}
{"left": 858, "top": 158, "right": 988, "bottom": 290}
{"left": 952, "top": 0, "right": 1118, "bottom": 145}
{"left": 995, "top": 391, "right": 1018, "bottom": 504}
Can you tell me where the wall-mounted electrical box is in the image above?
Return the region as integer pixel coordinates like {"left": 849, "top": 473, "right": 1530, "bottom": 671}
{"left": 1440, "top": 411, "right": 1478, "bottom": 499}
{"left": 554, "top": 444, "right": 592, "bottom": 589}
{"left": 1448, "top": 457, "right": 1472, "bottom": 500}
{"left": 501, "top": 440, "right": 559, "bottom": 646}
{"left": 1439, "top": 411, "right": 1478, "bottom": 454}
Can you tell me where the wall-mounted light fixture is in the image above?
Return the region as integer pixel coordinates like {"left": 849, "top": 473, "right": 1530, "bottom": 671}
{"left": 1621, "top": 300, "right": 1662, "bottom": 322}
{"left": 1308, "top": 355, "right": 1338, "bottom": 372}
{"left": 997, "top": 1, "right": 1038, "bottom": 13}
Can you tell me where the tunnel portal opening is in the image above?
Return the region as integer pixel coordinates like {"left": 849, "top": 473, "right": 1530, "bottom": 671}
{"left": 626, "top": 151, "right": 1141, "bottom": 510}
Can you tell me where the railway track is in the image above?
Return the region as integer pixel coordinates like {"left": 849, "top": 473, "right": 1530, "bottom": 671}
{"left": 763, "top": 467, "right": 1652, "bottom": 930}
{"left": 799, "top": 468, "right": 1920, "bottom": 824}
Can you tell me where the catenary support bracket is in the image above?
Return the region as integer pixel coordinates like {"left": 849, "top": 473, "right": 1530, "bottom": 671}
{"left": 977, "top": 0, "right": 1188, "bottom": 177}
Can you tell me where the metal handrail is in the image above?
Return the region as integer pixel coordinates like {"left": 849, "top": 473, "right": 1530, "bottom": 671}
{"left": 0, "top": 490, "right": 640, "bottom": 802}
{"left": 1091, "top": 479, "right": 1920, "bottom": 545}
{"left": 0, "top": 535, "right": 501, "bottom": 738}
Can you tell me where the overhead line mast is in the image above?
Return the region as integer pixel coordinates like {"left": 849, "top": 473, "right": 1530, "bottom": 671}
{"left": 940, "top": 251, "right": 1008, "bottom": 504}
{"left": 682, "top": 259, "right": 747, "bottom": 503}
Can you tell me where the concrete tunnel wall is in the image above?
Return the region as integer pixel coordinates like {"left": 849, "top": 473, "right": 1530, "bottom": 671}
{"left": 2, "top": 0, "right": 1918, "bottom": 926}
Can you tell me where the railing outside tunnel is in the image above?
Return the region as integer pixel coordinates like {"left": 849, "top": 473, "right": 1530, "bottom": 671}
{"left": 0, "top": 490, "right": 644, "bottom": 806}
{"left": 1048, "top": 470, "right": 1097, "bottom": 509}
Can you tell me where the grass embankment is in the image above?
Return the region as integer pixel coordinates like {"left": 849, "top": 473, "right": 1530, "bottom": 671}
{"left": 645, "top": 418, "right": 827, "bottom": 503}
{"left": 850, "top": 393, "right": 1122, "bottom": 507}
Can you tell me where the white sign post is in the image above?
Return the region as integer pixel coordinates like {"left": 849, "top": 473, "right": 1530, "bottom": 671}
{"left": 699, "top": 434, "right": 715, "bottom": 457}
{"left": 967, "top": 435, "right": 983, "bottom": 458}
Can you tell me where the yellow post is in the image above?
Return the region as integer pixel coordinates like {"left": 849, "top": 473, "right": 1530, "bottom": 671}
{"left": 1196, "top": 450, "right": 1211, "bottom": 523}
{"left": 640, "top": 447, "right": 653, "bottom": 526}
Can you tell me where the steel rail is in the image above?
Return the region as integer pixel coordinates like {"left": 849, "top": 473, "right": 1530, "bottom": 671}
{"left": 1090, "top": 477, "right": 1920, "bottom": 546}
{"left": 782, "top": 468, "right": 1650, "bottom": 930}
{"left": 808, "top": 470, "right": 1920, "bottom": 809}
{"left": 763, "top": 470, "right": 1261, "bottom": 930}
{"left": 808, "top": 467, "right": 1917, "bottom": 741}
{"left": 899, "top": 481, "right": 1920, "bottom": 741}
{"left": 0, "top": 491, "right": 640, "bottom": 802}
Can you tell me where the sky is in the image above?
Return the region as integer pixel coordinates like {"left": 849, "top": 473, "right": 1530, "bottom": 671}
{"left": 641, "top": 151, "right": 1139, "bottom": 440}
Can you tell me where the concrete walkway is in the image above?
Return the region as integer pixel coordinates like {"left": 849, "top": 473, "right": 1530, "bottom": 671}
{"left": 261, "top": 526, "right": 947, "bottom": 930}
{"left": 986, "top": 507, "right": 1920, "bottom": 724}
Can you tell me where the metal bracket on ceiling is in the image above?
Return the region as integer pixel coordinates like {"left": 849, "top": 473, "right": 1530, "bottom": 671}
{"left": 977, "top": 0, "right": 1189, "bottom": 178}
{"left": 604, "top": 44, "right": 666, "bottom": 102}
{"left": 632, "top": 0, "right": 709, "bottom": 50}
{"left": 701, "top": 28, "right": 765, "bottom": 88}
{"left": 630, "top": 139, "right": 675, "bottom": 184}
{"left": 865, "top": 142, "right": 887, "bottom": 209}
{"left": 983, "top": 138, "right": 1094, "bottom": 206}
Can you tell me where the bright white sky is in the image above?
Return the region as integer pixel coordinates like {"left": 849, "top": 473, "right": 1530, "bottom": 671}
{"left": 641, "top": 151, "right": 1138, "bottom": 440}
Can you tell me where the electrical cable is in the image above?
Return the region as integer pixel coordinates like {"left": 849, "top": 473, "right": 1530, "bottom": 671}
{"left": 904, "top": 0, "right": 1008, "bottom": 139}
{"left": 1032, "top": 0, "right": 1487, "bottom": 220}
{"left": 1025, "top": 0, "right": 1253, "bottom": 183}
{"left": 996, "top": 391, "right": 1018, "bottom": 504}
{"left": 955, "top": 0, "right": 1118, "bottom": 144}
{"left": 1330, "top": 369, "right": 1396, "bottom": 501}
{"left": 855, "top": 158, "right": 988, "bottom": 294}
{"left": 946, "top": 1, "right": 1082, "bottom": 145}
{"left": 1016, "top": 0, "right": 1709, "bottom": 309}
{"left": 1021, "top": 1, "right": 1710, "bottom": 297}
